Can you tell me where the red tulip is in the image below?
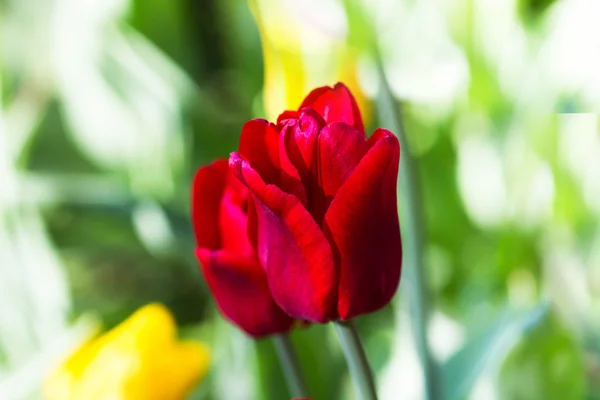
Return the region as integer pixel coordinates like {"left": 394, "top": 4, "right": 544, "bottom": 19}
{"left": 191, "top": 160, "right": 294, "bottom": 337}
{"left": 229, "top": 82, "right": 402, "bottom": 323}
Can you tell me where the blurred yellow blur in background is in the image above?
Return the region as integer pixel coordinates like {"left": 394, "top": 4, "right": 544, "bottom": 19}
{"left": 43, "top": 304, "right": 209, "bottom": 400}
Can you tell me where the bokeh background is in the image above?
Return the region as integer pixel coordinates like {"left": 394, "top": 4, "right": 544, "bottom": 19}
{"left": 1, "top": 0, "right": 599, "bottom": 398}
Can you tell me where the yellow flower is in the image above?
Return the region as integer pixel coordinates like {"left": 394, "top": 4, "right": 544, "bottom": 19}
{"left": 43, "top": 304, "right": 210, "bottom": 400}
{"left": 250, "top": 0, "right": 371, "bottom": 123}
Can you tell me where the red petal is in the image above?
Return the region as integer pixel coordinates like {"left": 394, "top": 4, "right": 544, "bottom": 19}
{"left": 218, "top": 173, "right": 252, "bottom": 254}
{"left": 314, "top": 122, "right": 370, "bottom": 222}
{"left": 238, "top": 118, "right": 306, "bottom": 203}
{"left": 276, "top": 110, "right": 300, "bottom": 126}
{"left": 279, "top": 108, "right": 325, "bottom": 212}
{"left": 323, "top": 129, "right": 402, "bottom": 320}
{"left": 191, "top": 160, "right": 229, "bottom": 249}
{"left": 238, "top": 119, "right": 280, "bottom": 185}
{"left": 278, "top": 130, "right": 308, "bottom": 205}
{"left": 246, "top": 194, "right": 259, "bottom": 251}
{"left": 196, "top": 249, "right": 294, "bottom": 337}
{"left": 279, "top": 108, "right": 325, "bottom": 182}
{"left": 230, "top": 153, "right": 338, "bottom": 323}
{"left": 300, "top": 82, "right": 365, "bottom": 134}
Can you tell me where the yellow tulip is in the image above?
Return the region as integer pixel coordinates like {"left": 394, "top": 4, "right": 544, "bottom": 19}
{"left": 44, "top": 304, "right": 210, "bottom": 400}
{"left": 250, "top": 0, "right": 371, "bottom": 123}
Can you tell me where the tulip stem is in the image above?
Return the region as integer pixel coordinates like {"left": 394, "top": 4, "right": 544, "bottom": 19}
{"left": 333, "top": 320, "right": 378, "bottom": 400}
{"left": 272, "top": 333, "right": 309, "bottom": 398}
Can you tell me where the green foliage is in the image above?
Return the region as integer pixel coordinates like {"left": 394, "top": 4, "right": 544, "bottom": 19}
{"left": 499, "top": 315, "right": 585, "bottom": 400}
{"left": 517, "top": 0, "right": 559, "bottom": 27}
{"left": 442, "top": 304, "right": 548, "bottom": 400}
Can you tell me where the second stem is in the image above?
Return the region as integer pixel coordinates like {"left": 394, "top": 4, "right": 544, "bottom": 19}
{"left": 334, "top": 320, "right": 378, "bottom": 400}
{"left": 272, "top": 333, "right": 309, "bottom": 398}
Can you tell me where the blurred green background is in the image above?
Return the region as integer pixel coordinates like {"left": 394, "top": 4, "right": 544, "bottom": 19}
{"left": 1, "top": 0, "right": 598, "bottom": 398}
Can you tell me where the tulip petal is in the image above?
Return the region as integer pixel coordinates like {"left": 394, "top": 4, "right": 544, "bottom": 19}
{"left": 230, "top": 153, "right": 338, "bottom": 323}
{"left": 246, "top": 194, "right": 259, "bottom": 251}
{"left": 239, "top": 118, "right": 307, "bottom": 203}
{"left": 279, "top": 108, "right": 327, "bottom": 215}
{"left": 218, "top": 173, "right": 252, "bottom": 254}
{"left": 300, "top": 82, "right": 365, "bottom": 134}
{"left": 276, "top": 110, "right": 300, "bottom": 126}
{"left": 278, "top": 130, "right": 308, "bottom": 205}
{"left": 196, "top": 249, "right": 294, "bottom": 337}
{"left": 191, "top": 160, "right": 228, "bottom": 249}
{"left": 323, "top": 129, "right": 402, "bottom": 320}
{"left": 315, "top": 122, "right": 370, "bottom": 222}
{"left": 239, "top": 119, "right": 280, "bottom": 185}
{"left": 279, "top": 108, "right": 325, "bottom": 182}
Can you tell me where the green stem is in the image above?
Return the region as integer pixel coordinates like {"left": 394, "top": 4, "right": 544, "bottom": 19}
{"left": 272, "top": 333, "right": 309, "bottom": 398}
{"left": 374, "top": 55, "right": 443, "bottom": 400}
{"left": 333, "top": 320, "right": 378, "bottom": 400}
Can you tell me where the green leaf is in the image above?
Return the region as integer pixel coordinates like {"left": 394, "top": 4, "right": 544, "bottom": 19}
{"left": 499, "top": 314, "right": 585, "bottom": 400}
{"left": 442, "top": 303, "right": 548, "bottom": 400}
